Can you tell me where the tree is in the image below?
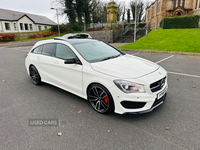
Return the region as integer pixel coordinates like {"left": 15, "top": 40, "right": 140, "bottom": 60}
{"left": 101, "top": 3, "right": 107, "bottom": 22}
{"left": 130, "top": 0, "right": 145, "bottom": 22}
{"left": 138, "top": 0, "right": 144, "bottom": 22}
{"left": 91, "top": 0, "right": 101, "bottom": 23}
{"left": 127, "top": 9, "right": 131, "bottom": 23}
{"left": 122, "top": 6, "right": 126, "bottom": 21}
{"left": 64, "top": 0, "right": 76, "bottom": 24}
{"left": 116, "top": 2, "right": 125, "bottom": 21}
{"left": 75, "top": 0, "right": 84, "bottom": 25}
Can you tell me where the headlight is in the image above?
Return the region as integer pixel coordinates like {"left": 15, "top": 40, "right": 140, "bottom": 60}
{"left": 114, "top": 80, "right": 146, "bottom": 93}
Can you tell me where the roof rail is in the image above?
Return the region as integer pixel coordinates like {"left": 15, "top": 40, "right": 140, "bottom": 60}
{"left": 54, "top": 37, "right": 67, "bottom": 41}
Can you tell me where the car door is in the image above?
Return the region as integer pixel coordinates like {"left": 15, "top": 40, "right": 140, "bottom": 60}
{"left": 51, "top": 43, "right": 83, "bottom": 95}
{"left": 36, "top": 43, "right": 56, "bottom": 83}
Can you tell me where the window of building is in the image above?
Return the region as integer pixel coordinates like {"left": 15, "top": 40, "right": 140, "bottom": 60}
{"left": 182, "top": 0, "right": 185, "bottom": 7}
{"left": 195, "top": 0, "right": 198, "bottom": 9}
{"left": 20, "top": 23, "right": 24, "bottom": 30}
{"left": 38, "top": 26, "right": 41, "bottom": 31}
{"left": 157, "top": 2, "right": 160, "bottom": 13}
{"left": 45, "top": 26, "right": 47, "bottom": 29}
{"left": 199, "top": 0, "right": 200, "bottom": 8}
{"left": 25, "top": 23, "right": 29, "bottom": 30}
{"left": 152, "top": 6, "right": 154, "bottom": 18}
{"left": 5, "top": 23, "right": 10, "bottom": 30}
{"left": 178, "top": 0, "right": 181, "bottom": 6}
{"left": 148, "top": 10, "right": 150, "bottom": 20}
{"left": 14, "top": 23, "right": 17, "bottom": 30}
{"left": 173, "top": 0, "right": 176, "bottom": 9}
{"left": 29, "top": 24, "right": 33, "bottom": 31}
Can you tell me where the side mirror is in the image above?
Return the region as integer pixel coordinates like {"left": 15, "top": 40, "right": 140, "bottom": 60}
{"left": 64, "top": 57, "right": 82, "bottom": 65}
{"left": 64, "top": 58, "right": 76, "bottom": 64}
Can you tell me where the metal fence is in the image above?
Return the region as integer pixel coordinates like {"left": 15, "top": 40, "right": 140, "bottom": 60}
{"left": 86, "top": 22, "right": 124, "bottom": 31}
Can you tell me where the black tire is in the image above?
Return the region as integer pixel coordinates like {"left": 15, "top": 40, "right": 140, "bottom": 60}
{"left": 87, "top": 84, "right": 114, "bottom": 114}
{"left": 29, "top": 65, "right": 41, "bottom": 85}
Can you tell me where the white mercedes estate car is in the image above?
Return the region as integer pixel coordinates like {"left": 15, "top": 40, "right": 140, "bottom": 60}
{"left": 25, "top": 37, "right": 168, "bottom": 114}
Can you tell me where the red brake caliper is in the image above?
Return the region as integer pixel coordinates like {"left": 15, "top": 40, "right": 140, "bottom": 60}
{"left": 104, "top": 96, "right": 108, "bottom": 104}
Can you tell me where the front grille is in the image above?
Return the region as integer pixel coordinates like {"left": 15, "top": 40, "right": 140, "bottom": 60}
{"left": 150, "top": 76, "right": 166, "bottom": 93}
{"left": 152, "top": 93, "right": 166, "bottom": 108}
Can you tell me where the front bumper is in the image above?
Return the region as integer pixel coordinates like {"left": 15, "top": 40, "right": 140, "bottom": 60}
{"left": 124, "top": 93, "right": 167, "bottom": 114}
{"left": 109, "top": 67, "right": 168, "bottom": 114}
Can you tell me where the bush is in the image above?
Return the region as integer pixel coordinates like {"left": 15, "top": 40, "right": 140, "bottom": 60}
{"left": 71, "top": 23, "right": 82, "bottom": 31}
{"left": 50, "top": 23, "right": 81, "bottom": 33}
{"left": 160, "top": 15, "right": 200, "bottom": 29}
{"left": 160, "top": 19, "right": 164, "bottom": 28}
{"left": 138, "top": 23, "right": 146, "bottom": 28}
{"left": 29, "top": 32, "right": 57, "bottom": 39}
{"left": 0, "top": 33, "right": 16, "bottom": 42}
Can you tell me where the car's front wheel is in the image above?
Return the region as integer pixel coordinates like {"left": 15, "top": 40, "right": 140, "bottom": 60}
{"left": 88, "top": 84, "right": 114, "bottom": 114}
{"left": 29, "top": 65, "right": 41, "bottom": 85}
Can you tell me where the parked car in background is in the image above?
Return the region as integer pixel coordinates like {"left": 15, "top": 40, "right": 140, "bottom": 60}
{"left": 62, "top": 33, "right": 92, "bottom": 39}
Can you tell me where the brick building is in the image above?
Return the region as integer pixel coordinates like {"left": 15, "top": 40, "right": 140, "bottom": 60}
{"left": 146, "top": 0, "right": 200, "bottom": 27}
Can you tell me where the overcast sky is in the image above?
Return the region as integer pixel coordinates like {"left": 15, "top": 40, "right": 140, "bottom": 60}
{"left": 0, "top": 0, "right": 153, "bottom": 24}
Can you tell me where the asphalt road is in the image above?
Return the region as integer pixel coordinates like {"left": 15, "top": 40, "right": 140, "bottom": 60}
{"left": 0, "top": 46, "right": 200, "bottom": 150}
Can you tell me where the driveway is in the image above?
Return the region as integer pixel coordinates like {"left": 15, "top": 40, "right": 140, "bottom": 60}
{"left": 0, "top": 46, "right": 200, "bottom": 150}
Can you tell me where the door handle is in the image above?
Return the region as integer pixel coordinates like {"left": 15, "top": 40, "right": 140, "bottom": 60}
{"left": 53, "top": 60, "right": 59, "bottom": 64}
{"left": 36, "top": 57, "right": 41, "bottom": 60}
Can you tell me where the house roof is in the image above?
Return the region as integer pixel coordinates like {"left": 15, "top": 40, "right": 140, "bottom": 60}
{"left": 0, "top": 8, "right": 56, "bottom": 26}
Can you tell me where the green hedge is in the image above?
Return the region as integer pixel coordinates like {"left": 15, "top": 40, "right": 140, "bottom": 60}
{"left": 160, "top": 15, "right": 200, "bottom": 29}
{"left": 50, "top": 23, "right": 82, "bottom": 33}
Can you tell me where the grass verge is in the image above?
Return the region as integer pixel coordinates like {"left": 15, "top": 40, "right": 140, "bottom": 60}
{"left": 117, "top": 28, "right": 200, "bottom": 53}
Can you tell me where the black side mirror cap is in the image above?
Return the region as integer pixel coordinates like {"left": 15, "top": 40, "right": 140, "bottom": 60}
{"left": 64, "top": 57, "right": 82, "bottom": 65}
{"left": 64, "top": 58, "right": 76, "bottom": 64}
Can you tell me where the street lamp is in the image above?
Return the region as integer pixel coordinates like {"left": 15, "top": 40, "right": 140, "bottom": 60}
{"left": 134, "top": 0, "right": 137, "bottom": 43}
{"left": 51, "top": 7, "right": 60, "bottom": 37}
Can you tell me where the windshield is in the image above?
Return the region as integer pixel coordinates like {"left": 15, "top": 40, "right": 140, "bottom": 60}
{"left": 72, "top": 41, "right": 122, "bottom": 63}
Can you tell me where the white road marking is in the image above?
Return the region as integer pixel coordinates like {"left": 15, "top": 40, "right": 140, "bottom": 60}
{"left": 168, "top": 71, "right": 200, "bottom": 78}
{"left": 156, "top": 55, "right": 174, "bottom": 64}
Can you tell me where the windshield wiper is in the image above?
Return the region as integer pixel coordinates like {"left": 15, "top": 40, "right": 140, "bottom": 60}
{"left": 101, "top": 54, "right": 121, "bottom": 61}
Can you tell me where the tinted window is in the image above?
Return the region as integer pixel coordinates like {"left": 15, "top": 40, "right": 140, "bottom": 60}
{"left": 56, "top": 44, "right": 76, "bottom": 60}
{"left": 31, "top": 46, "right": 42, "bottom": 54}
{"left": 80, "top": 34, "right": 88, "bottom": 38}
{"left": 37, "top": 45, "right": 43, "bottom": 54}
{"left": 42, "top": 44, "right": 55, "bottom": 56}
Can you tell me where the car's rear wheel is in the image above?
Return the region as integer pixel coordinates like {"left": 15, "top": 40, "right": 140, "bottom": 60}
{"left": 88, "top": 84, "right": 114, "bottom": 114}
{"left": 29, "top": 65, "right": 41, "bottom": 85}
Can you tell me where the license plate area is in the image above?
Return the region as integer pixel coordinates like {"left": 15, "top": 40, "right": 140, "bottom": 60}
{"left": 157, "top": 87, "right": 167, "bottom": 99}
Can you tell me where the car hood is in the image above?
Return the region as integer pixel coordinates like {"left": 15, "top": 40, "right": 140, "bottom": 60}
{"left": 90, "top": 54, "right": 159, "bottom": 79}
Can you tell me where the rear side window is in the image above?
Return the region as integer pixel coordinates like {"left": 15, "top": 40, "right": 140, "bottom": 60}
{"left": 31, "top": 46, "right": 42, "bottom": 54}
{"left": 80, "top": 34, "right": 88, "bottom": 38}
{"left": 42, "top": 44, "right": 55, "bottom": 56}
{"left": 55, "top": 44, "right": 76, "bottom": 60}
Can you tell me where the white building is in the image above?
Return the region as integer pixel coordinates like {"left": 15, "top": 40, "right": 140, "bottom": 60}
{"left": 0, "top": 8, "right": 56, "bottom": 33}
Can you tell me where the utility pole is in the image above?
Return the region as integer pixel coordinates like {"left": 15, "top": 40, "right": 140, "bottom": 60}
{"left": 84, "top": 13, "right": 86, "bottom": 32}
{"left": 134, "top": 0, "right": 137, "bottom": 43}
